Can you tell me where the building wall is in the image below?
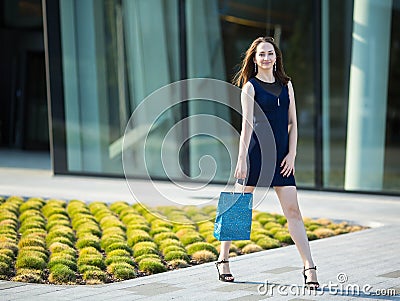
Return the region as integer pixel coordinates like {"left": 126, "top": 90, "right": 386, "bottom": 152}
{"left": 43, "top": 0, "right": 400, "bottom": 194}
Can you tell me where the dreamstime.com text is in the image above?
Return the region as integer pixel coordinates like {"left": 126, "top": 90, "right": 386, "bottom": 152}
{"left": 257, "top": 273, "right": 397, "bottom": 297}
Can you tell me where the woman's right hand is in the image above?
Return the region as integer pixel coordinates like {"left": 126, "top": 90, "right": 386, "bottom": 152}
{"left": 234, "top": 157, "right": 247, "bottom": 179}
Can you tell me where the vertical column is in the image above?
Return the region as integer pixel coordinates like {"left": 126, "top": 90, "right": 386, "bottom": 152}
{"left": 321, "top": 0, "right": 330, "bottom": 186}
{"left": 59, "top": 0, "right": 109, "bottom": 173}
{"left": 75, "top": 0, "right": 108, "bottom": 172}
{"left": 59, "top": 0, "right": 82, "bottom": 171}
{"left": 345, "top": 0, "right": 392, "bottom": 190}
{"left": 186, "top": 0, "right": 235, "bottom": 182}
{"left": 122, "top": 0, "right": 181, "bottom": 178}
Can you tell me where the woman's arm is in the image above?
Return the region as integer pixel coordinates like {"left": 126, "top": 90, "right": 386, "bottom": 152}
{"left": 234, "top": 82, "right": 254, "bottom": 179}
{"left": 280, "top": 81, "right": 298, "bottom": 177}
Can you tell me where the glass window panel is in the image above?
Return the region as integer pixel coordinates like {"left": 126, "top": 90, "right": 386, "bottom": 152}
{"left": 384, "top": 0, "right": 400, "bottom": 193}
{"left": 322, "top": 0, "right": 353, "bottom": 189}
{"left": 186, "top": 0, "right": 237, "bottom": 182}
{"left": 344, "top": 0, "right": 394, "bottom": 192}
{"left": 59, "top": 0, "right": 181, "bottom": 176}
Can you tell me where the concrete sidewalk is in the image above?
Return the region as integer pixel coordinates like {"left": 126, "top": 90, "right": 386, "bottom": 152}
{"left": 1, "top": 225, "right": 399, "bottom": 301}
{"left": 0, "top": 168, "right": 400, "bottom": 300}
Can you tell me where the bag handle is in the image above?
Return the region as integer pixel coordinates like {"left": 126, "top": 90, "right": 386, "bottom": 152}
{"left": 232, "top": 178, "right": 246, "bottom": 195}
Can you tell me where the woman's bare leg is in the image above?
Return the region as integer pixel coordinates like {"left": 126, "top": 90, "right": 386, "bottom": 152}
{"left": 217, "top": 183, "right": 255, "bottom": 279}
{"left": 274, "top": 186, "right": 319, "bottom": 286}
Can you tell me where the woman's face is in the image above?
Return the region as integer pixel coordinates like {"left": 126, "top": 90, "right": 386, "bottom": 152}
{"left": 254, "top": 42, "right": 276, "bottom": 70}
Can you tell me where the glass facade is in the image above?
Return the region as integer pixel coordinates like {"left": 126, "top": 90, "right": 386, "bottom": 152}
{"left": 44, "top": 0, "right": 400, "bottom": 194}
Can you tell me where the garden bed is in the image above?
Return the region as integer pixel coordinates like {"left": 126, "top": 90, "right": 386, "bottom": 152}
{"left": 0, "top": 196, "right": 367, "bottom": 285}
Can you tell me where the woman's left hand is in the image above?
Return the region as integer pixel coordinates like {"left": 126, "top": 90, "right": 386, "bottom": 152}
{"left": 280, "top": 152, "right": 295, "bottom": 177}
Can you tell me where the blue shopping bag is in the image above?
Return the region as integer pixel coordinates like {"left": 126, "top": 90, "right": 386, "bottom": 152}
{"left": 213, "top": 191, "right": 253, "bottom": 241}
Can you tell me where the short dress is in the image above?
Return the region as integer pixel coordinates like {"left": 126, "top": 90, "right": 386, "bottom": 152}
{"left": 244, "top": 77, "right": 296, "bottom": 187}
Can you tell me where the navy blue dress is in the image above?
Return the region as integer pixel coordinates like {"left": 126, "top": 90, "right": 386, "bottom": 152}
{"left": 244, "top": 77, "right": 296, "bottom": 187}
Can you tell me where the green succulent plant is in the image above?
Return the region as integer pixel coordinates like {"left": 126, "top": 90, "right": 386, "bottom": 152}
{"left": 0, "top": 212, "right": 18, "bottom": 223}
{"left": 158, "top": 239, "right": 184, "bottom": 252}
{"left": 151, "top": 219, "right": 173, "bottom": 229}
{"left": 48, "top": 258, "right": 77, "bottom": 271}
{"left": 76, "top": 235, "right": 101, "bottom": 251}
{"left": 163, "top": 251, "right": 189, "bottom": 262}
{"left": 107, "top": 249, "right": 131, "bottom": 257}
{"left": 12, "top": 272, "right": 43, "bottom": 283}
{"left": 153, "top": 232, "right": 179, "bottom": 244}
{"left": 161, "top": 245, "right": 186, "bottom": 255}
{"left": 134, "top": 253, "right": 160, "bottom": 264}
{"left": 83, "top": 269, "right": 108, "bottom": 283}
{"left": 46, "top": 227, "right": 75, "bottom": 244}
{"left": 47, "top": 212, "right": 69, "bottom": 222}
{"left": 138, "top": 258, "right": 167, "bottom": 274}
{"left": 18, "top": 237, "right": 46, "bottom": 249}
{"left": 133, "top": 247, "right": 158, "bottom": 258}
{"left": 191, "top": 250, "right": 217, "bottom": 263}
{"left": 132, "top": 241, "right": 158, "bottom": 251}
{"left": 77, "top": 255, "right": 105, "bottom": 270}
{"left": 149, "top": 227, "right": 172, "bottom": 236}
{"left": 100, "top": 217, "right": 126, "bottom": 231}
{"left": 104, "top": 242, "right": 132, "bottom": 254}
{"left": 306, "top": 231, "right": 318, "bottom": 240}
{"left": 105, "top": 255, "right": 135, "bottom": 266}
{"left": 263, "top": 222, "right": 283, "bottom": 230}
{"left": 41, "top": 206, "right": 67, "bottom": 218}
{"left": 78, "top": 246, "right": 101, "bottom": 256}
{"left": 48, "top": 264, "right": 76, "bottom": 284}
{"left": 50, "top": 252, "right": 75, "bottom": 262}
{"left": 0, "top": 253, "right": 12, "bottom": 266}
{"left": 121, "top": 214, "right": 147, "bottom": 225}
{"left": 313, "top": 228, "right": 335, "bottom": 238}
{"left": 185, "top": 242, "right": 218, "bottom": 256}
{"left": 48, "top": 242, "right": 75, "bottom": 255}
{"left": 180, "top": 234, "right": 203, "bottom": 246}
{"left": 46, "top": 219, "right": 71, "bottom": 231}
{"left": 232, "top": 240, "right": 252, "bottom": 248}
{"left": 167, "top": 259, "right": 190, "bottom": 268}
{"left": 15, "top": 254, "right": 47, "bottom": 270}
{"left": 274, "top": 231, "right": 294, "bottom": 244}
{"left": 127, "top": 231, "right": 152, "bottom": 246}
{"left": 78, "top": 264, "right": 101, "bottom": 274}
{"left": 19, "top": 199, "right": 44, "bottom": 213}
{"left": 241, "top": 243, "right": 263, "bottom": 254}
{"left": 108, "top": 263, "right": 136, "bottom": 280}
{"left": 256, "top": 237, "right": 281, "bottom": 249}
{"left": 47, "top": 236, "right": 75, "bottom": 248}
{"left": 18, "top": 249, "right": 47, "bottom": 262}
{"left": 100, "top": 236, "right": 125, "bottom": 250}
{"left": 0, "top": 218, "right": 18, "bottom": 229}
{"left": 0, "top": 248, "right": 15, "bottom": 258}
{"left": 109, "top": 202, "right": 129, "bottom": 214}
{"left": 102, "top": 227, "right": 125, "bottom": 238}
{"left": 19, "top": 210, "right": 42, "bottom": 223}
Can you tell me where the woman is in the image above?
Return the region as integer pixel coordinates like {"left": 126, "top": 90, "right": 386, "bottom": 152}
{"left": 215, "top": 37, "right": 320, "bottom": 289}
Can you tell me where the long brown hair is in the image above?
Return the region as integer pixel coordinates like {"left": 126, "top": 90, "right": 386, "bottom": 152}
{"left": 232, "top": 37, "right": 290, "bottom": 87}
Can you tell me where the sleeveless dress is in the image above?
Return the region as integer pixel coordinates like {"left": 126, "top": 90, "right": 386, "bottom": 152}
{"left": 244, "top": 77, "right": 296, "bottom": 187}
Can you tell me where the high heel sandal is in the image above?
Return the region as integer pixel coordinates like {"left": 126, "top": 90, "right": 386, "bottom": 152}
{"left": 215, "top": 260, "right": 234, "bottom": 282}
{"left": 303, "top": 266, "right": 320, "bottom": 289}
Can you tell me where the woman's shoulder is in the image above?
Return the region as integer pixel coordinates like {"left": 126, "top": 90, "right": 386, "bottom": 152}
{"left": 242, "top": 80, "right": 255, "bottom": 94}
{"left": 286, "top": 80, "right": 294, "bottom": 92}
